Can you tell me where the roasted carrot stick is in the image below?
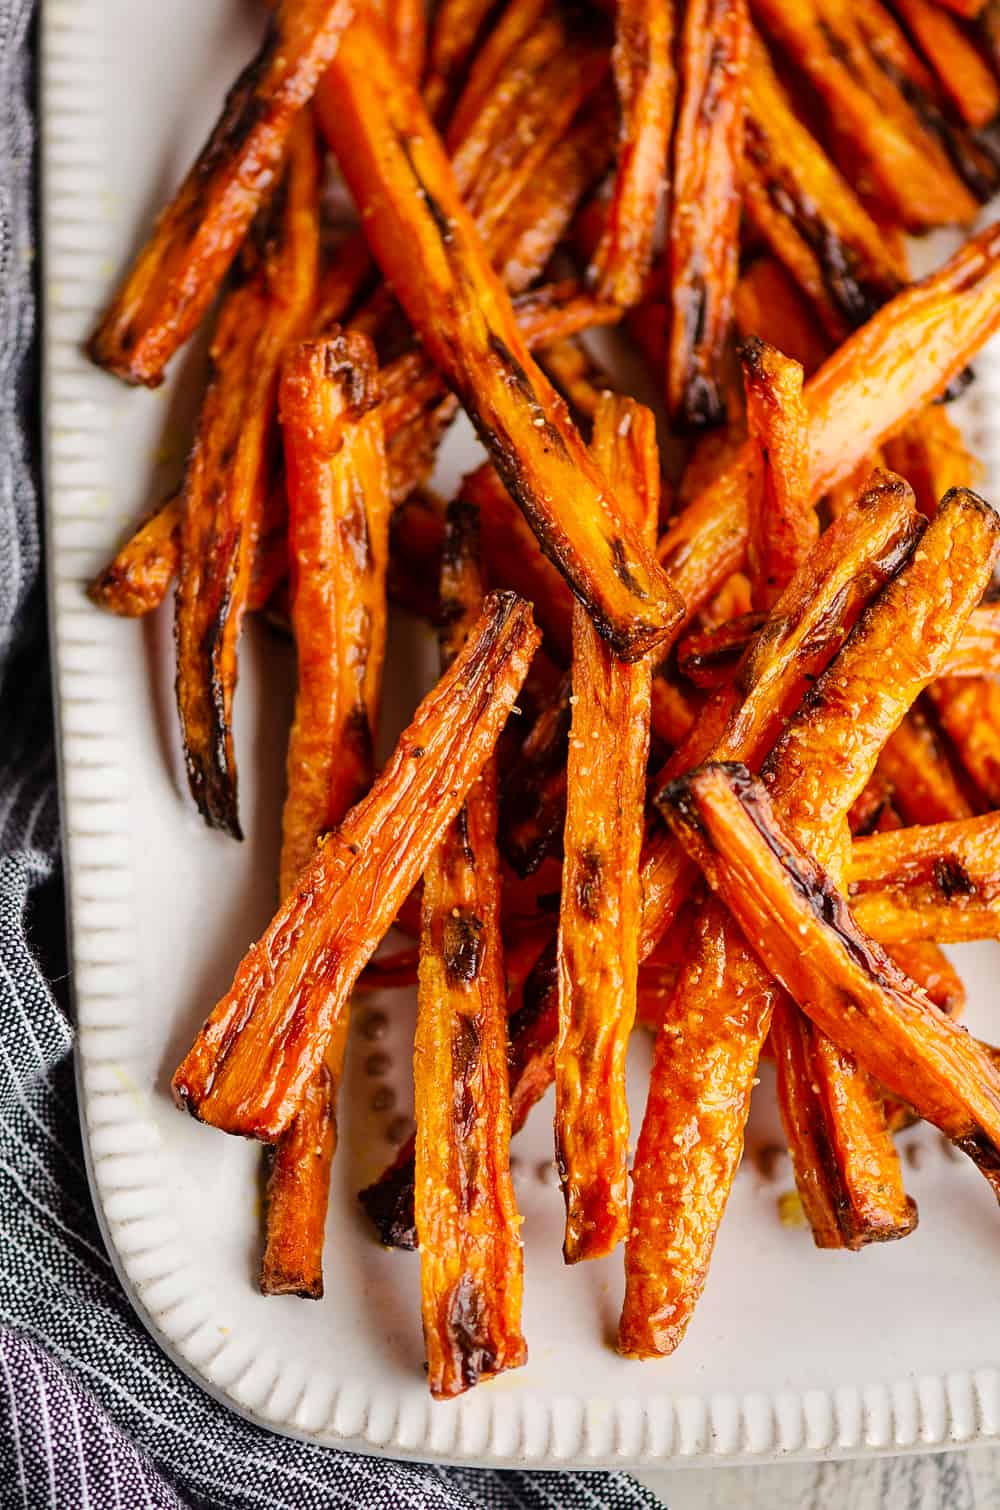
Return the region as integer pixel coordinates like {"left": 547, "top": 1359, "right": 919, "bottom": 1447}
{"left": 750, "top": 0, "right": 978, "bottom": 229}
{"left": 173, "top": 591, "right": 539, "bottom": 1140}
{"left": 277, "top": 333, "right": 390, "bottom": 895}
{"left": 741, "top": 32, "right": 906, "bottom": 340}
{"left": 414, "top": 501, "right": 526, "bottom": 1399}
{"left": 926, "top": 676, "right": 1000, "bottom": 805}
{"left": 740, "top": 338, "right": 816, "bottom": 612}
{"left": 588, "top": 0, "right": 675, "bottom": 308}
{"left": 851, "top": 822, "right": 1000, "bottom": 938}
{"left": 877, "top": 704, "right": 978, "bottom": 824}
{"left": 662, "top": 761, "right": 1000, "bottom": 1192}
{"left": 259, "top": 1015, "right": 349, "bottom": 1298}
{"left": 556, "top": 395, "right": 658, "bottom": 1262}
{"left": 88, "top": 1, "right": 352, "bottom": 386}
{"left": 174, "top": 116, "right": 320, "bottom": 836}
{"left": 666, "top": 0, "right": 749, "bottom": 428}
{"left": 891, "top": 0, "right": 1000, "bottom": 125}
{"left": 734, "top": 258, "right": 831, "bottom": 376}
{"left": 656, "top": 221, "right": 1000, "bottom": 627}
{"left": 315, "top": 14, "right": 680, "bottom": 660}
{"left": 88, "top": 495, "right": 184, "bottom": 618}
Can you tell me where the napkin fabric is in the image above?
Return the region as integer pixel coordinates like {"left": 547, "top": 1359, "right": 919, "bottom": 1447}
{"left": 0, "top": 4, "right": 663, "bottom": 1506}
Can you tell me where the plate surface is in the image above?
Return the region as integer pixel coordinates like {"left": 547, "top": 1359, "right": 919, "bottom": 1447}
{"left": 41, "top": 0, "right": 1000, "bottom": 1470}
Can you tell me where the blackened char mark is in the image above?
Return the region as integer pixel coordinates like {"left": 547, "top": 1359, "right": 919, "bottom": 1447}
{"left": 573, "top": 848, "right": 603, "bottom": 922}
{"left": 609, "top": 537, "right": 650, "bottom": 600}
{"left": 185, "top": 523, "right": 243, "bottom": 838}
{"left": 195, "top": 22, "right": 278, "bottom": 187}
{"left": 358, "top": 1144, "right": 417, "bottom": 1249}
{"left": 933, "top": 857, "right": 977, "bottom": 899}
{"left": 445, "top": 1274, "right": 498, "bottom": 1390}
{"left": 874, "top": 56, "right": 1000, "bottom": 205}
{"left": 399, "top": 136, "right": 454, "bottom": 244}
{"left": 443, "top": 910, "right": 485, "bottom": 985}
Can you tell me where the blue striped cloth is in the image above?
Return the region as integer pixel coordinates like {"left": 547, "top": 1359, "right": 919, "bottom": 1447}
{"left": 0, "top": 5, "right": 663, "bottom": 1505}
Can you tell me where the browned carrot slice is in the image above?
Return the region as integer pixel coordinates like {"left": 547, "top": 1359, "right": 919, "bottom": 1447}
{"left": 656, "top": 221, "right": 1000, "bottom": 627}
{"left": 588, "top": 0, "right": 675, "bottom": 308}
{"left": 172, "top": 591, "right": 539, "bottom": 1140}
{"left": 277, "top": 333, "right": 390, "bottom": 895}
{"left": 661, "top": 761, "right": 1000, "bottom": 1188}
{"left": 740, "top": 338, "right": 816, "bottom": 612}
{"left": 316, "top": 14, "right": 680, "bottom": 660}
{"left": 259, "top": 1016, "right": 349, "bottom": 1298}
{"left": 741, "top": 32, "right": 906, "bottom": 340}
{"left": 88, "top": 2, "right": 352, "bottom": 386}
{"left": 174, "top": 117, "right": 320, "bottom": 836}
{"left": 666, "top": 0, "right": 749, "bottom": 428}
{"left": 556, "top": 395, "right": 659, "bottom": 1262}
{"left": 414, "top": 500, "right": 526, "bottom": 1399}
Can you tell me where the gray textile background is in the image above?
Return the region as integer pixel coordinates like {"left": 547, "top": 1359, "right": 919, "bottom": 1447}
{"left": 0, "top": 4, "right": 664, "bottom": 1505}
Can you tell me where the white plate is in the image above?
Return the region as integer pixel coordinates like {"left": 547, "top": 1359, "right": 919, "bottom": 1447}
{"left": 41, "top": 0, "right": 1000, "bottom": 1472}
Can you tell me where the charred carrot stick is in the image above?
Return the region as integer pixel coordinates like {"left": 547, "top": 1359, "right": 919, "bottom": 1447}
{"left": 277, "top": 333, "right": 390, "bottom": 895}
{"left": 414, "top": 501, "right": 526, "bottom": 1399}
{"left": 740, "top": 338, "right": 816, "bottom": 612}
{"left": 174, "top": 116, "right": 320, "bottom": 836}
{"left": 259, "top": 1015, "right": 349, "bottom": 1298}
{"left": 877, "top": 704, "right": 978, "bottom": 823}
{"left": 892, "top": 0, "right": 1000, "bottom": 123}
{"left": 89, "top": 279, "right": 620, "bottom": 620}
{"left": 555, "top": 395, "right": 659, "bottom": 1262}
{"left": 678, "top": 600, "right": 1000, "bottom": 690}
{"left": 662, "top": 761, "right": 1000, "bottom": 1193}
{"left": 495, "top": 98, "right": 618, "bottom": 294}
{"left": 88, "top": 1, "right": 352, "bottom": 387}
{"left": 926, "top": 676, "right": 1000, "bottom": 805}
{"left": 316, "top": 14, "right": 680, "bottom": 660}
{"left": 734, "top": 259, "right": 831, "bottom": 376}
{"left": 741, "top": 33, "right": 906, "bottom": 341}
{"left": 173, "top": 591, "right": 539, "bottom": 1140}
{"left": 882, "top": 404, "right": 980, "bottom": 518}
{"left": 422, "top": 0, "right": 501, "bottom": 120}
{"left": 656, "top": 221, "right": 1000, "bottom": 626}
{"left": 666, "top": 0, "right": 749, "bottom": 429}
{"left": 750, "top": 0, "right": 978, "bottom": 229}
{"left": 588, "top": 0, "right": 675, "bottom": 308}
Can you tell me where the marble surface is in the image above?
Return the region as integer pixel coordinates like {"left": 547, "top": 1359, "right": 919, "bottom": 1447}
{"left": 634, "top": 1449, "right": 1000, "bottom": 1507}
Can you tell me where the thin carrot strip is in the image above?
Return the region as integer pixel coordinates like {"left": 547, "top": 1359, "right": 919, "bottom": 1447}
{"left": 88, "top": 0, "right": 353, "bottom": 386}
{"left": 740, "top": 338, "right": 816, "bottom": 612}
{"left": 556, "top": 395, "right": 658, "bottom": 1262}
{"left": 588, "top": 0, "right": 675, "bottom": 308}
{"left": 414, "top": 501, "right": 526, "bottom": 1399}
{"left": 892, "top": 0, "right": 1000, "bottom": 125}
{"left": 174, "top": 116, "right": 320, "bottom": 836}
{"left": 172, "top": 592, "right": 539, "bottom": 1140}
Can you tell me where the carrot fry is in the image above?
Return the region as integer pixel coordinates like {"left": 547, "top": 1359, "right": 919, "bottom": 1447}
{"left": 666, "top": 0, "right": 749, "bottom": 428}
{"left": 734, "top": 258, "right": 831, "bottom": 376}
{"left": 661, "top": 761, "right": 1000, "bottom": 1191}
{"left": 88, "top": 1, "right": 352, "bottom": 386}
{"left": 174, "top": 117, "right": 320, "bottom": 836}
{"left": 877, "top": 704, "right": 978, "bottom": 823}
{"left": 277, "top": 333, "right": 390, "bottom": 895}
{"left": 260, "top": 1016, "right": 349, "bottom": 1298}
{"left": 656, "top": 221, "right": 1000, "bottom": 627}
{"left": 741, "top": 33, "right": 906, "bottom": 340}
{"left": 850, "top": 810, "right": 1000, "bottom": 891}
{"left": 414, "top": 501, "right": 526, "bottom": 1399}
{"left": 500, "top": 676, "right": 571, "bottom": 876}
{"left": 740, "top": 338, "right": 816, "bottom": 611}
{"left": 172, "top": 590, "right": 540, "bottom": 1140}
{"left": 87, "top": 495, "right": 183, "bottom": 618}
{"left": 422, "top": 0, "right": 501, "bottom": 120}
{"left": 556, "top": 395, "right": 658, "bottom": 1262}
{"left": 316, "top": 14, "right": 680, "bottom": 660}
{"left": 750, "top": 0, "right": 978, "bottom": 229}
{"left": 588, "top": 0, "right": 675, "bottom": 307}
{"left": 891, "top": 0, "right": 1000, "bottom": 125}
{"left": 926, "top": 676, "right": 1000, "bottom": 805}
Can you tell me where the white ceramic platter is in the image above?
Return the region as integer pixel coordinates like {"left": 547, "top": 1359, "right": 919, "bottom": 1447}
{"left": 40, "top": 0, "right": 1000, "bottom": 1472}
